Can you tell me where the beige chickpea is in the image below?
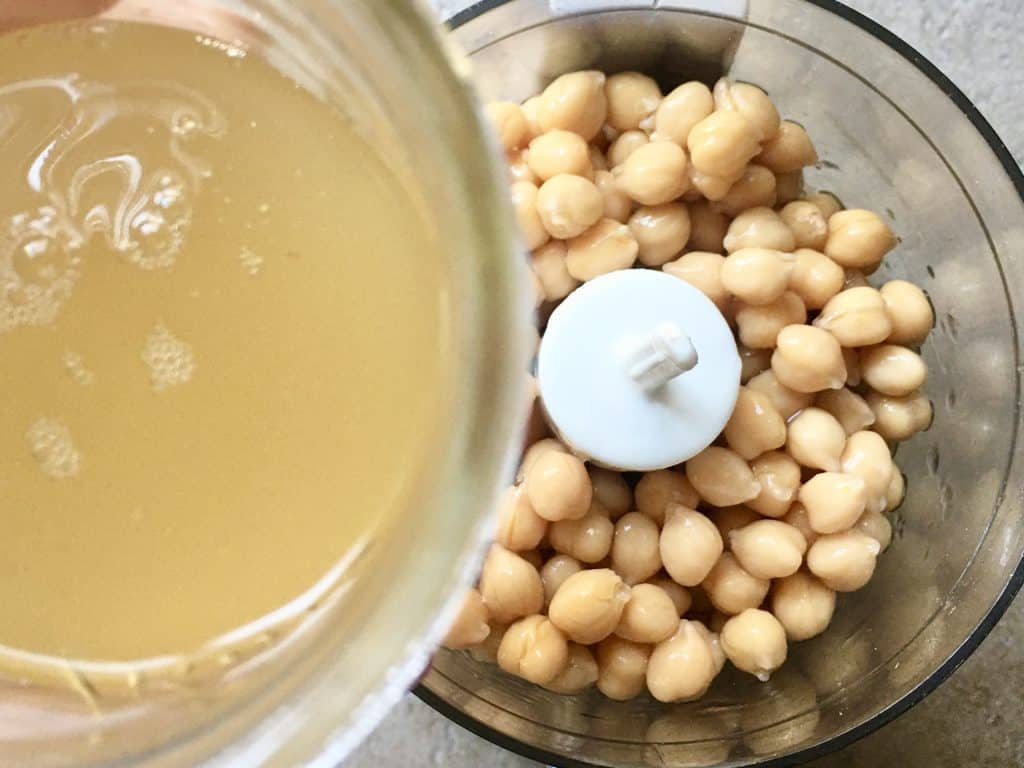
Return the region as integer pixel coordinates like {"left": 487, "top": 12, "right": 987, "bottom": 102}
{"left": 496, "top": 485, "right": 548, "bottom": 551}
{"left": 479, "top": 544, "right": 544, "bottom": 623}
{"left": 549, "top": 568, "right": 631, "bottom": 644}
{"left": 686, "top": 446, "right": 761, "bottom": 507}
{"left": 755, "top": 121, "right": 818, "bottom": 173}
{"left": 518, "top": 437, "right": 567, "bottom": 481}
{"left": 589, "top": 466, "right": 633, "bottom": 518}
{"left": 549, "top": 502, "right": 615, "bottom": 563}
{"left": 721, "top": 248, "right": 795, "bottom": 305}
{"left": 880, "top": 279, "right": 934, "bottom": 345}
{"left": 594, "top": 169, "right": 633, "bottom": 222}
{"left": 770, "top": 571, "right": 836, "bottom": 641}
{"left": 702, "top": 551, "right": 770, "bottom": 615}
{"left": 541, "top": 554, "right": 583, "bottom": 606}
{"left": 856, "top": 509, "right": 893, "bottom": 551}
{"left": 468, "top": 621, "right": 507, "bottom": 663}
{"left": 806, "top": 530, "right": 881, "bottom": 592}
{"left": 724, "top": 386, "right": 788, "bottom": 461}
{"left": 686, "top": 200, "right": 730, "bottom": 253}
{"left": 635, "top": 468, "right": 700, "bottom": 525}
{"left": 537, "top": 70, "right": 608, "bottom": 141}
{"left": 484, "top": 101, "right": 529, "bottom": 153}
{"left": 774, "top": 170, "right": 804, "bottom": 206}
{"left": 527, "top": 130, "right": 592, "bottom": 181}
{"left": 607, "top": 129, "right": 650, "bottom": 168}
{"left": 509, "top": 181, "right": 550, "bottom": 251}
{"left": 714, "top": 165, "right": 778, "bottom": 217}
{"left": 866, "top": 389, "right": 932, "bottom": 441}
{"left": 771, "top": 324, "right": 848, "bottom": 393}
{"left": 520, "top": 96, "right": 543, "bottom": 138}
{"left": 747, "top": 370, "right": 814, "bottom": 419}
{"left": 804, "top": 191, "right": 843, "bottom": 219}
{"left": 782, "top": 502, "right": 818, "bottom": 547}
{"left": 824, "top": 209, "right": 895, "bottom": 270}
{"left": 648, "top": 576, "right": 693, "bottom": 616}
{"left": 660, "top": 506, "right": 724, "bottom": 586}
{"left": 628, "top": 203, "right": 691, "bottom": 266}
{"left": 442, "top": 588, "right": 491, "bottom": 649}
{"left": 647, "top": 619, "right": 719, "bottom": 702}
{"left": 544, "top": 642, "right": 600, "bottom": 694}
{"left": 723, "top": 207, "right": 797, "bottom": 253}
{"left": 730, "top": 519, "right": 807, "bottom": 579}
{"left": 616, "top": 583, "right": 680, "bottom": 643}
{"left": 662, "top": 251, "right": 729, "bottom": 310}
{"left": 688, "top": 163, "right": 744, "bottom": 202}
{"left": 596, "top": 635, "right": 651, "bottom": 700}
{"left": 735, "top": 291, "right": 807, "bottom": 349}
{"left": 740, "top": 345, "right": 772, "bottom": 384}
{"left": 652, "top": 81, "right": 714, "bottom": 145}
{"left": 860, "top": 344, "right": 928, "bottom": 397}
{"left": 747, "top": 450, "right": 802, "bottom": 518}
{"left": 780, "top": 201, "right": 828, "bottom": 251}
{"left": 786, "top": 407, "right": 847, "bottom": 472}
{"left": 566, "top": 218, "right": 640, "bottom": 281}
{"left": 713, "top": 78, "right": 781, "bottom": 142}
{"left": 885, "top": 469, "right": 906, "bottom": 512}
{"left": 536, "top": 174, "right": 604, "bottom": 239}
{"left": 605, "top": 72, "right": 662, "bottom": 131}
{"left": 507, "top": 149, "right": 538, "bottom": 184}
{"left": 815, "top": 387, "right": 876, "bottom": 435}
{"left": 498, "top": 614, "right": 570, "bottom": 685}
{"left": 840, "top": 430, "right": 896, "bottom": 514}
{"left": 614, "top": 141, "right": 690, "bottom": 206}
{"left": 693, "top": 620, "right": 727, "bottom": 673}
{"left": 798, "top": 472, "right": 868, "bottom": 534}
{"left": 720, "top": 608, "right": 788, "bottom": 680}
{"left": 524, "top": 449, "right": 593, "bottom": 522}
{"left": 531, "top": 240, "right": 579, "bottom": 302}
{"left": 709, "top": 505, "right": 761, "bottom": 544}
{"left": 612, "top": 512, "right": 663, "bottom": 585}
{"left": 687, "top": 110, "right": 761, "bottom": 178}
{"left": 843, "top": 346, "right": 862, "bottom": 386}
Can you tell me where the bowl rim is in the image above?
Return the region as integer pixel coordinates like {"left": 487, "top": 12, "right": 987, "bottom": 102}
{"left": 415, "top": 1, "right": 1024, "bottom": 766}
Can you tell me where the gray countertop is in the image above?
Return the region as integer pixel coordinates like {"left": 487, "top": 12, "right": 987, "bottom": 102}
{"left": 348, "top": 1, "right": 1024, "bottom": 766}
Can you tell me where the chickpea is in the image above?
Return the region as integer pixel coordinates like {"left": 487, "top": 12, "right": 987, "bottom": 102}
{"left": 702, "top": 551, "right": 770, "bottom": 615}
{"left": 798, "top": 472, "right": 868, "bottom": 534}
{"left": 885, "top": 469, "right": 906, "bottom": 512}
{"left": 544, "top": 642, "right": 600, "bottom": 694}
{"left": 786, "top": 407, "right": 847, "bottom": 472}
{"left": 507, "top": 149, "right": 538, "bottom": 184}
{"left": 691, "top": 620, "right": 727, "bottom": 673}
{"left": 688, "top": 163, "right": 744, "bottom": 202}
{"left": 531, "top": 240, "right": 579, "bottom": 302}
{"left": 856, "top": 509, "right": 893, "bottom": 551}
{"left": 496, "top": 485, "right": 548, "bottom": 551}
{"left": 565, "top": 218, "right": 639, "bottom": 281}
{"left": 518, "top": 438, "right": 567, "bottom": 481}
{"left": 860, "top": 344, "right": 928, "bottom": 397}
{"left": 866, "top": 389, "right": 932, "bottom": 441}
{"left": 662, "top": 251, "right": 729, "bottom": 310}
{"left": 771, "top": 324, "right": 847, "bottom": 393}
{"left": 647, "top": 620, "right": 719, "bottom": 702}
{"left": 589, "top": 466, "right": 633, "bottom": 518}
{"left": 714, "top": 165, "right": 778, "bottom": 217}
{"left": 549, "top": 502, "right": 615, "bottom": 563}
{"left": 841, "top": 430, "right": 896, "bottom": 514}
{"left": 824, "top": 209, "right": 895, "bottom": 271}
{"left": 498, "top": 614, "right": 570, "bottom": 685}
{"left": 780, "top": 201, "right": 828, "bottom": 251}
{"left": 594, "top": 169, "right": 633, "bottom": 222}
{"left": 735, "top": 291, "right": 807, "bottom": 349}
{"left": 723, "top": 207, "right": 797, "bottom": 253}
{"left": 721, "top": 248, "right": 795, "bottom": 305}
{"left": 484, "top": 101, "right": 529, "bottom": 153}
{"left": 686, "top": 200, "right": 730, "bottom": 253}
{"left": 724, "top": 386, "right": 788, "bottom": 460}
{"left": 782, "top": 502, "right": 818, "bottom": 546}
{"left": 524, "top": 449, "right": 592, "bottom": 522}
{"left": 648, "top": 576, "right": 693, "bottom": 616}
{"left": 616, "top": 583, "right": 680, "bottom": 643}
{"left": 469, "top": 621, "right": 508, "bottom": 663}
{"left": 612, "top": 512, "right": 663, "bottom": 585}
{"left": 528, "top": 130, "right": 592, "bottom": 181}
{"left": 541, "top": 554, "right": 583, "bottom": 606}
{"left": 746, "top": 369, "right": 814, "bottom": 419}
{"left": 652, "top": 81, "right": 714, "bottom": 145}
{"left": 635, "top": 468, "right": 700, "bottom": 525}
{"left": 804, "top": 191, "right": 843, "bottom": 220}
{"left": 536, "top": 174, "right": 604, "bottom": 239}
{"left": 755, "top": 121, "right": 818, "bottom": 173}
{"left": 880, "top": 279, "right": 934, "bottom": 345}
{"left": 628, "top": 203, "right": 691, "bottom": 266}
{"left": 709, "top": 505, "right": 761, "bottom": 545}
{"left": 747, "top": 450, "right": 802, "bottom": 518}
{"left": 712, "top": 78, "right": 781, "bottom": 141}
{"left": 806, "top": 530, "right": 881, "bottom": 592}
{"left": 509, "top": 181, "right": 549, "bottom": 250}
{"left": 605, "top": 72, "right": 662, "bottom": 131}
{"left": 816, "top": 387, "right": 876, "bottom": 435}
{"left": 770, "top": 571, "right": 836, "bottom": 641}
{"left": 660, "top": 506, "right": 724, "bottom": 586}
{"left": 479, "top": 544, "right": 544, "bottom": 623}
{"left": 740, "top": 345, "right": 772, "bottom": 384}
{"left": 730, "top": 519, "right": 807, "bottom": 579}
{"left": 537, "top": 70, "right": 607, "bottom": 141}
{"left": 774, "top": 170, "right": 804, "bottom": 206}
{"left": 720, "top": 608, "right": 787, "bottom": 680}
{"left": 549, "top": 568, "right": 631, "bottom": 644}
{"left": 596, "top": 635, "right": 651, "bottom": 700}
{"left": 442, "top": 588, "right": 491, "bottom": 649}
{"left": 843, "top": 346, "right": 862, "bottom": 386}
{"left": 614, "top": 141, "right": 690, "bottom": 206}
{"left": 520, "top": 96, "right": 543, "bottom": 138}
{"left": 688, "top": 110, "right": 761, "bottom": 178}
{"left": 607, "top": 129, "right": 650, "bottom": 168}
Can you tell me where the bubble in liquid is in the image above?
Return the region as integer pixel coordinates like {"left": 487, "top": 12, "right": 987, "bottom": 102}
{"left": 239, "top": 246, "right": 262, "bottom": 276}
{"left": 26, "top": 417, "right": 81, "bottom": 479}
{"left": 62, "top": 351, "right": 95, "bottom": 386}
{"left": 141, "top": 322, "right": 195, "bottom": 392}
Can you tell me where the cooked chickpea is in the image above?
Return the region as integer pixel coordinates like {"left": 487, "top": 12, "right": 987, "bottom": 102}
{"left": 770, "top": 571, "right": 836, "bottom": 641}
{"left": 527, "top": 130, "right": 592, "bottom": 181}
{"left": 721, "top": 248, "right": 795, "bottom": 305}
{"left": 720, "top": 609, "right": 787, "bottom": 680}
{"left": 782, "top": 502, "right": 818, "bottom": 546}
{"left": 520, "top": 96, "right": 543, "bottom": 138}
{"left": 688, "top": 110, "right": 761, "bottom": 178}
{"left": 723, "top": 207, "right": 797, "bottom": 253}
{"left": 806, "top": 530, "right": 881, "bottom": 591}
{"left": 507, "top": 149, "right": 538, "bottom": 184}
{"left": 686, "top": 446, "right": 761, "bottom": 507}
{"left": 798, "top": 472, "right": 867, "bottom": 534}
{"left": 565, "top": 218, "right": 640, "bottom": 281}
{"left": 616, "top": 583, "right": 680, "bottom": 643}
{"left": 885, "top": 469, "right": 906, "bottom": 512}
{"left": 691, "top": 620, "right": 727, "bottom": 673}
{"left": 541, "top": 554, "right": 583, "bottom": 606}
{"left": 804, "top": 191, "right": 843, "bottom": 219}
{"left": 686, "top": 200, "right": 730, "bottom": 253}
{"left": 824, "top": 209, "right": 894, "bottom": 270}
{"left": 816, "top": 387, "right": 876, "bottom": 435}
{"left": 524, "top": 449, "right": 593, "bottom": 522}
{"left": 605, "top": 72, "right": 662, "bottom": 131}
{"left": 614, "top": 141, "right": 690, "bottom": 205}
{"left": 702, "top": 551, "right": 770, "bottom": 615}
{"left": 496, "top": 485, "right": 548, "bottom": 551}
{"left": 747, "top": 450, "right": 802, "bottom": 518}
{"left": 730, "top": 519, "right": 807, "bottom": 579}
{"left": 485, "top": 101, "right": 529, "bottom": 153}
{"left": 660, "top": 506, "right": 724, "bottom": 586}
{"left": 688, "top": 163, "right": 744, "bottom": 202}
{"left": 589, "top": 466, "right": 633, "bottom": 518}
{"left": 594, "top": 169, "right": 633, "bottom": 222}
{"left": 635, "top": 468, "right": 700, "bottom": 525}
{"left": 880, "top": 279, "right": 934, "bottom": 345}
{"left": 442, "top": 588, "right": 491, "bottom": 649}
{"left": 509, "top": 181, "right": 549, "bottom": 250}
{"left": 536, "top": 174, "right": 604, "bottom": 239}
{"left": 537, "top": 70, "right": 607, "bottom": 140}
{"left": 531, "top": 240, "right": 579, "bottom": 302}
{"left": 771, "top": 324, "right": 847, "bottom": 393}
{"left": 662, "top": 251, "right": 729, "bottom": 310}
{"left": 709, "top": 505, "right": 761, "bottom": 544}
{"left": 740, "top": 346, "right": 772, "bottom": 383}
{"left": 479, "top": 544, "right": 544, "bottom": 623}
{"left": 746, "top": 370, "right": 814, "bottom": 419}
{"left": 596, "top": 635, "right": 651, "bottom": 700}
{"left": 714, "top": 165, "right": 777, "bottom": 217}
{"left": 544, "top": 642, "right": 600, "bottom": 694}
{"left": 860, "top": 344, "right": 928, "bottom": 397}
{"left": 755, "top": 121, "right": 818, "bottom": 173}
{"left": 648, "top": 577, "right": 693, "bottom": 616}
{"left": 498, "top": 614, "right": 570, "bottom": 684}
{"left": 735, "top": 291, "right": 807, "bottom": 349}
{"left": 866, "top": 389, "right": 932, "bottom": 441}
{"left": 841, "top": 430, "right": 896, "bottom": 514}
{"left": 518, "top": 438, "right": 567, "bottom": 481}
{"left": 780, "top": 201, "right": 828, "bottom": 251}
{"left": 713, "top": 78, "right": 781, "bottom": 141}
{"left": 856, "top": 509, "right": 893, "bottom": 551}
{"left": 647, "top": 619, "right": 719, "bottom": 702}
{"left": 549, "top": 568, "right": 631, "bottom": 644}
{"left": 607, "top": 129, "right": 650, "bottom": 168}
{"left": 612, "top": 512, "right": 663, "bottom": 585}
{"left": 786, "top": 407, "right": 847, "bottom": 472}
{"left": 549, "top": 502, "right": 614, "bottom": 564}
{"left": 628, "top": 203, "right": 691, "bottom": 266}
{"left": 652, "top": 81, "right": 714, "bottom": 145}
{"left": 724, "top": 386, "right": 788, "bottom": 460}
{"left": 774, "top": 170, "right": 804, "bottom": 206}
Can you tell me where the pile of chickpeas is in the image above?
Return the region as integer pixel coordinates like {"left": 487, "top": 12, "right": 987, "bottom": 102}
{"left": 442, "top": 71, "right": 934, "bottom": 703}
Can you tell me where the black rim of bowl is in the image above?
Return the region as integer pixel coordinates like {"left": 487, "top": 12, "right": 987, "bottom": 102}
{"left": 414, "top": 1, "right": 1024, "bottom": 766}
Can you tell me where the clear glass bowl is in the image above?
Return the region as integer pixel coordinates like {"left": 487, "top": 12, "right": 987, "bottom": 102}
{"left": 418, "top": 1, "right": 1024, "bottom": 765}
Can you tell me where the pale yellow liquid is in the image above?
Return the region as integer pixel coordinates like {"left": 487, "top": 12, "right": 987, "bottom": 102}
{"left": 0, "top": 22, "right": 450, "bottom": 663}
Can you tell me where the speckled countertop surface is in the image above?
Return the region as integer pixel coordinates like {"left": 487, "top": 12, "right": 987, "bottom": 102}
{"left": 348, "top": 1, "right": 1024, "bottom": 766}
